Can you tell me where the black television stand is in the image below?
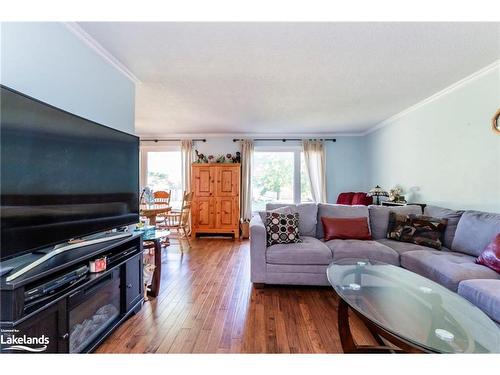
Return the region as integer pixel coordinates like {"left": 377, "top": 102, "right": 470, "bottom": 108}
{"left": 0, "top": 233, "right": 143, "bottom": 353}
{"left": 6, "top": 232, "right": 133, "bottom": 282}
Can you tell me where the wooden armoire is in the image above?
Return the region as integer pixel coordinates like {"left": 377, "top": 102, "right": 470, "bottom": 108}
{"left": 191, "top": 163, "right": 241, "bottom": 239}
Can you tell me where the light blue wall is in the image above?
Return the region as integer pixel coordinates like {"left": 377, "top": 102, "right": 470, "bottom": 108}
{"left": 326, "top": 136, "right": 368, "bottom": 203}
{"left": 1, "top": 22, "right": 135, "bottom": 134}
{"left": 366, "top": 64, "right": 500, "bottom": 212}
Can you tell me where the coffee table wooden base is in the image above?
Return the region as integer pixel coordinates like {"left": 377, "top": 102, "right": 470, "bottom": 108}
{"left": 338, "top": 298, "right": 427, "bottom": 354}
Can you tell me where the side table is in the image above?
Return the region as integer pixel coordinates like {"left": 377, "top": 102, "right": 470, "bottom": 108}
{"left": 381, "top": 201, "right": 426, "bottom": 213}
{"left": 135, "top": 229, "right": 170, "bottom": 297}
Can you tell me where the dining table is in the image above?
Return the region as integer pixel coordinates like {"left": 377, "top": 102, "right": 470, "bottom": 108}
{"left": 139, "top": 204, "right": 171, "bottom": 224}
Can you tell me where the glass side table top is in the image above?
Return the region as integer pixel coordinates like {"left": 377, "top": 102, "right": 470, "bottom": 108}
{"left": 327, "top": 261, "right": 500, "bottom": 353}
{"left": 134, "top": 228, "right": 170, "bottom": 241}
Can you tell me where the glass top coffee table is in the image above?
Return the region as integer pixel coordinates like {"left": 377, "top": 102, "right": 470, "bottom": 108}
{"left": 327, "top": 261, "right": 500, "bottom": 353}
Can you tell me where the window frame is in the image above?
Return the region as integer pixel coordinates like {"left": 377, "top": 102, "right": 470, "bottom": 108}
{"left": 139, "top": 143, "right": 181, "bottom": 190}
{"left": 252, "top": 143, "right": 311, "bottom": 211}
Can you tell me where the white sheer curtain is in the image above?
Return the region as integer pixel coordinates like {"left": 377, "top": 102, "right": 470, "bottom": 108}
{"left": 180, "top": 139, "right": 193, "bottom": 193}
{"left": 240, "top": 139, "right": 254, "bottom": 221}
{"left": 180, "top": 139, "right": 193, "bottom": 232}
{"left": 302, "top": 140, "right": 327, "bottom": 203}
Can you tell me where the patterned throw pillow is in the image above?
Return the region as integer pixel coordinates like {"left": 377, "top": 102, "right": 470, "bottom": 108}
{"left": 265, "top": 212, "right": 302, "bottom": 247}
{"left": 387, "top": 212, "right": 448, "bottom": 249}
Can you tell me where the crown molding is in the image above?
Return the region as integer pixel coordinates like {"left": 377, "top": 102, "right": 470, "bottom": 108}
{"left": 362, "top": 59, "right": 500, "bottom": 136}
{"left": 63, "top": 22, "right": 141, "bottom": 84}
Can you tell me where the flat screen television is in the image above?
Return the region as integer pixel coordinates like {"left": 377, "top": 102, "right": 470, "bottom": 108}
{"left": 0, "top": 85, "right": 140, "bottom": 260}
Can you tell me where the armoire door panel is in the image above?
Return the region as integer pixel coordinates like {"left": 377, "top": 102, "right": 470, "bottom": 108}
{"left": 216, "top": 197, "right": 238, "bottom": 229}
{"left": 194, "top": 198, "right": 214, "bottom": 229}
{"left": 216, "top": 167, "right": 239, "bottom": 197}
{"left": 219, "top": 198, "right": 232, "bottom": 226}
{"left": 194, "top": 167, "right": 214, "bottom": 197}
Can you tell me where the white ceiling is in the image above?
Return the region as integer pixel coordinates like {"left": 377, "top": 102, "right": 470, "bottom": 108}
{"left": 78, "top": 22, "right": 500, "bottom": 136}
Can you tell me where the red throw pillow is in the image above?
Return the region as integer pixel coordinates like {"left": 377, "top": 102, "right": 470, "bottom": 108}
{"left": 321, "top": 217, "right": 372, "bottom": 241}
{"left": 476, "top": 233, "right": 500, "bottom": 273}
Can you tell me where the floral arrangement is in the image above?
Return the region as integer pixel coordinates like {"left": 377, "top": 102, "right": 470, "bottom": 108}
{"left": 388, "top": 186, "right": 405, "bottom": 202}
{"left": 194, "top": 150, "right": 241, "bottom": 164}
{"left": 141, "top": 186, "right": 155, "bottom": 205}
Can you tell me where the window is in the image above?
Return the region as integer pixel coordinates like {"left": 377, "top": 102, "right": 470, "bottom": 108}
{"left": 252, "top": 147, "right": 313, "bottom": 211}
{"left": 141, "top": 147, "right": 183, "bottom": 209}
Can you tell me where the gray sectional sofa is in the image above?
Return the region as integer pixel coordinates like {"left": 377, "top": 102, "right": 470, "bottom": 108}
{"left": 249, "top": 203, "right": 500, "bottom": 325}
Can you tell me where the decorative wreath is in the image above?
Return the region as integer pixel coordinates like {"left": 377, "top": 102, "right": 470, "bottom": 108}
{"left": 493, "top": 108, "right": 500, "bottom": 134}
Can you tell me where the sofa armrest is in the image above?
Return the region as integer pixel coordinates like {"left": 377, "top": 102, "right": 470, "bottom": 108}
{"left": 250, "top": 214, "right": 267, "bottom": 283}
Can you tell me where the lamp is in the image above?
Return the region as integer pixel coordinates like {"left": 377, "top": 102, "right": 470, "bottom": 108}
{"left": 368, "top": 185, "right": 389, "bottom": 205}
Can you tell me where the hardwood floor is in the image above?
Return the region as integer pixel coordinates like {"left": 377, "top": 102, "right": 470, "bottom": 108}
{"left": 96, "top": 236, "right": 376, "bottom": 353}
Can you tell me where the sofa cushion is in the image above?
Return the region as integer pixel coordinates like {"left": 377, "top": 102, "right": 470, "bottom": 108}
{"left": 386, "top": 212, "right": 448, "bottom": 250}
{"left": 321, "top": 217, "right": 372, "bottom": 241}
{"left": 325, "top": 239, "right": 400, "bottom": 266}
{"left": 265, "top": 272, "right": 330, "bottom": 286}
{"left": 376, "top": 238, "right": 447, "bottom": 255}
{"left": 424, "top": 205, "right": 464, "bottom": 249}
{"left": 266, "top": 203, "right": 318, "bottom": 237}
{"left": 401, "top": 250, "right": 500, "bottom": 292}
{"left": 266, "top": 236, "right": 332, "bottom": 265}
{"left": 452, "top": 210, "right": 500, "bottom": 257}
{"left": 267, "top": 263, "right": 328, "bottom": 274}
{"left": 458, "top": 279, "right": 500, "bottom": 324}
{"left": 258, "top": 205, "right": 293, "bottom": 223}
{"left": 368, "top": 205, "right": 422, "bottom": 240}
{"left": 316, "top": 204, "right": 369, "bottom": 239}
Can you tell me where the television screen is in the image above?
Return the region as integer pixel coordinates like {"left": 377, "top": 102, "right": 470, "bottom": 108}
{"left": 0, "top": 85, "right": 139, "bottom": 260}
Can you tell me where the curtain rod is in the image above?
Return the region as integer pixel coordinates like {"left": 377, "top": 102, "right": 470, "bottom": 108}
{"left": 232, "top": 138, "right": 336, "bottom": 142}
{"left": 140, "top": 138, "right": 207, "bottom": 143}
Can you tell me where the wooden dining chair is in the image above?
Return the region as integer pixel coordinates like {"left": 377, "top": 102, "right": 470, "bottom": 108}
{"left": 153, "top": 190, "right": 171, "bottom": 205}
{"left": 153, "top": 190, "right": 171, "bottom": 227}
{"left": 164, "top": 191, "right": 194, "bottom": 250}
